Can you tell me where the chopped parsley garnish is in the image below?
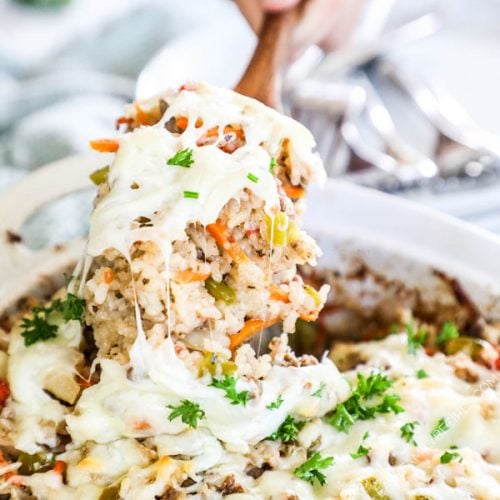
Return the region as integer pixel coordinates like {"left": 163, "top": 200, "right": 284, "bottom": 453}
{"left": 57, "top": 293, "right": 86, "bottom": 323}
{"left": 325, "top": 372, "right": 403, "bottom": 433}
{"left": 266, "top": 395, "right": 284, "bottom": 410}
{"left": 405, "top": 323, "right": 427, "bottom": 354}
{"left": 20, "top": 314, "right": 58, "bottom": 346}
{"left": 167, "top": 148, "right": 194, "bottom": 168}
{"left": 167, "top": 400, "right": 205, "bottom": 428}
{"left": 350, "top": 434, "right": 370, "bottom": 459}
{"left": 247, "top": 172, "right": 259, "bottom": 183}
{"left": 269, "top": 157, "right": 277, "bottom": 173}
{"left": 183, "top": 190, "right": 199, "bottom": 199}
{"left": 436, "top": 321, "right": 459, "bottom": 344}
{"left": 210, "top": 375, "right": 250, "bottom": 406}
{"left": 294, "top": 452, "right": 334, "bottom": 486}
{"left": 20, "top": 294, "right": 85, "bottom": 347}
{"left": 416, "top": 369, "right": 428, "bottom": 379}
{"left": 431, "top": 417, "right": 450, "bottom": 438}
{"left": 312, "top": 382, "right": 326, "bottom": 398}
{"left": 268, "top": 415, "right": 305, "bottom": 443}
{"left": 400, "top": 421, "right": 419, "bottom": 445}
{"left": 350, "top": 444, "right": 369, "bottom": 459}
{"left": 440, "top": 450, "right": 463, "bottom": 464}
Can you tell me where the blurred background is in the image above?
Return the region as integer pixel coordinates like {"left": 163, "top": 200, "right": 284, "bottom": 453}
{"left": 1, "top": 0, "right": 500, "bottom": 248}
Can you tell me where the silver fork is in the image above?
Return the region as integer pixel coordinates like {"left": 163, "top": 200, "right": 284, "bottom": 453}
{"left": 378, "top": 60, "right": 500, "bottom": 178}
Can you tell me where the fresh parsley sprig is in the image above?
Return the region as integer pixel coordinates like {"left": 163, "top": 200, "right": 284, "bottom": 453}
{"left": 20, "top": 294, "right": 85, "bottom": 347}
{"left": 210, "top": 375, "right": 250, "bottom": 406}
{"left": 167, "top": 400, "right": 205, "bottom": 428}
{"left": 167, "top": 148, "right": 194, "bottom": 168}
{"left": 400, "top": 421, "right": 419, "bottom": 445}
{"left": 269, "top": 157, "right": 277, "bottom": 173}
{"left": 325, "top": 372, "right": 404, "bottom": 433}
{"left": 311, "top": 382, "right": 326, "bottom": 398}
{"left": 430, "top": 417, "right": 450, "bottom": 438}
{"left": 405, "top": 323, "right": 427, "bottom": 354}
{"left": 416, "top": 369, "right": 428, "bottom": 379}
{"left": 294, "top": 452, "right": 334, "bottom": 486}
{"left": 350, "top": 433, "right": 370, "bottom": 460}
{"left": 440, "top": 450, "right": 463, "bottom": 464}
{"left": 268, "top": 415, "right": 305, "bottom": 444}
{"left": 436, "top": 321, "right": 459, "bottom": 344}
{"left": 266, "top": 395, "right": 284, "bottom": 410}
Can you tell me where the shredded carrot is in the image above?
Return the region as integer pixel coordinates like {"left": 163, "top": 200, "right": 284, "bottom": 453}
{"left": 269, "top": 285, "right": 290, "bottom": 303}
{"left": 229, "top": 317, "right": 279, "bottom": 351}
{"left": 53, "top": 460, "right": 66, "bottom": 476}
{"left": 207, "top": 221, "right": 248, "bottom": 264}
{"left": 103, "top": 268, "right": 114, "bottom": 284}
{"left": 282, "top": 185, "right": 305, "bottom": 199}
{"left": 115, "top": 116, "right": 132, "bottom": 129}
{"left": 174, "top": 269, "right": 210, "bottom": 283}
{"left": 133, "top": 420, "right": 152, "bottom": 430}
{"left": 89, "top": 139, "right": 120, "bottom": 153}
{"left": 205, "top": 126, "right": 219, "bottom": 138}
{"left": 134, "top": 103, "right": 149, "bottom": 126}
{"left": 0, "top": 380, "right": 9, "bottom": 408}
{"left": 175, "top": 116, "right": 188, "bottom": 131}
{"left": 195, "top": 117, "right": 203, "bottom": 128}
{"left": 223, "top": 124, "right": 244, "bottom": 140}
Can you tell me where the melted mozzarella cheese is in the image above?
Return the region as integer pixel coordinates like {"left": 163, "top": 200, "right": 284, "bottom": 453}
{"left": 88, "top": 84, "right": 323, "bottom": 261}
{"left": 66, "top": 338, "right": 350, "bottom": 452}
{"left": 8, "top": 321, "right": 82, "bottom": 453}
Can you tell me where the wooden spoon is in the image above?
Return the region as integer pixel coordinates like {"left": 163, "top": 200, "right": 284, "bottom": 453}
{"left": 235, "top": 8, "right": 299, "bottom": 109}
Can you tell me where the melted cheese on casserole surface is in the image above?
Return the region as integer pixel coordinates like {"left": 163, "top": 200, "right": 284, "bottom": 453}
{"left": 14, "top": 333, "right": 500, "bottom": 500}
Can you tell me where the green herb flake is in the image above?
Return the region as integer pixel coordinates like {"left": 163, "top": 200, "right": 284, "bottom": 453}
{"left": 325, "top": 372, "right": 403, "bottom": 433}
{"left": 416, "top": 369, "right": 428, "bottom": 379}
{"left": 266, "top": 395, "right": 284, "bottom": 410}
{"left": 210, "top": 375, "right": 250, "bottom": 406}
{"left": 268, "top": 415, "right": 305, "bottom": 443}
{"left": 20, "top": 294, "right": 86, "bottom": 347}
{"left": 167, "top": 148, "right": 194, "bottom": 168}
{"left": 269, "top": 157, "right": 277, "bottom": 173}
{"left": 405, "top": 323, "right": 427, "bottom": 354}
{"left": 247, "top": 172, "right": 259, "bottom": 183}
{"left": 20, "top": 314, "right": 58, "bottom": 347}
{"left": 437, "top": 321, "right": 460, "bottom": 344}
{"left": 351, "top": 438, "right": 370, "bottom": 460}
{"left": 294, "top": 451, "right": 334, "bottom": 486}
{"left": 58, "top": 293, "right": 86, "bottom": 323}
{"left": 400, "top": 421, "right": 419, "bottom": 445}
{"left": 431, "top": 417, "right": 450, "bottom": 438}
{"left": 440, "top": 450, "right": 463, "bottom": 464}
{"left": 183, "top": 190, "right": 199, "bottom": 199}
{"left": 312, "top": 382, "right": 326, "bottom": 398}
{"left": 167, "top": 400, "right": 205, "bottom": 428}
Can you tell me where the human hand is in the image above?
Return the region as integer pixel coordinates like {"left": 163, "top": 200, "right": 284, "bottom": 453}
{"left": 236, "top": 0, "right": 365, "bottom": 56}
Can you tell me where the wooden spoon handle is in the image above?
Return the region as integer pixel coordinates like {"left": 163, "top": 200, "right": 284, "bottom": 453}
{"left": 235, "top": 8, "right": 298, "bottom": 109}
